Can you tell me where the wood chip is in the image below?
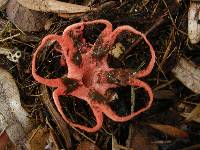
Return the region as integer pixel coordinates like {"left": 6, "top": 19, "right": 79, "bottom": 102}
{"left": 172, "top": 57, "right": 200, "bottom": 93}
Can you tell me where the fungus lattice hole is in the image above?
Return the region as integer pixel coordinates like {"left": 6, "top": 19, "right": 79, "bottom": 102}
{"left": 108, "top": 86, "right": 150, "bottom": 117}
{"left": 59, "top": 95, "right": 97, "bottom": 127}
{"left": 35, "top": 40, "right": 66, "bottom": 79}
{"left": 83, "top": 23, "right": 106, "bottom": 44}
{"left": 108, "top": 31, "right": 151, "bottom": 72}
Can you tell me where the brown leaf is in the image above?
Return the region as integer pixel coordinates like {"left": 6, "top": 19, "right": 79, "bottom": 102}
{"left": 130, "top": 130, "right": 158, "bottom": 150}
{"left": 17, "top": 0, "right": 93, "bottom": 13}
{"left": 172, "top": 57, "right": 200, "bottom": 93}
{"left": 126, "top": 125, "right": 158, "bottom": 150}
{"left": 185, "top": 103, "right": 200, "bottom": 123}
{"left": 6, "top": 0, "right": 49, "bottom": 32}
{"left": 26, "top": 127, "right": 59, "bottom": 150}
{"left": 149, "top": 123, "right": 188, "bottom": 138}
{"left": 0, "top": 0, "right": 8, "bottom": 10}
{"left": 76, "top": 141, "right": 100, "bottom": 150}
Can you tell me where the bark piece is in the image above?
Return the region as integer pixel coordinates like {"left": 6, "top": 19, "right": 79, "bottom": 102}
{"left": 172, "top": 57, "right": 200, "bottom": 94}
{"left": 130, "top": 130, "right": 158, "bottom": 150}
{"left": 182, "top": 103, "right": 200, "bottom": 123}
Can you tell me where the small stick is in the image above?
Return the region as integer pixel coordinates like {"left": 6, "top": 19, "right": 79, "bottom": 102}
{"left": 0, "top": 33, "right": 20, "bottom": 42}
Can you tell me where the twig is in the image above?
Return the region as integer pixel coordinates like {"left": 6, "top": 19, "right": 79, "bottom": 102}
{"left": 161, "top": 0, "right": 177, "bottom": 28}
{"left": 153, "top": 79, "right": 176, "bottom": 91}
{"left": 71, "top": 126, "right": 96, "bottom": 144}
{"left": 160, "top": 27, "right": 175, "bottom": 68}
{"left": 0, "top": 33, "right": 20, "bottom": 42}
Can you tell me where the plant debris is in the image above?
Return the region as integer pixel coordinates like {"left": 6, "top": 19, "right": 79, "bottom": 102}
{"left": 172, "top": 56, "right": 200, "bottom": 93}
{"left": 6, "top": 0, "right": 49, "bottom": 32}
{"left": 17, "top": 0, "right": 92, "bottom": 13}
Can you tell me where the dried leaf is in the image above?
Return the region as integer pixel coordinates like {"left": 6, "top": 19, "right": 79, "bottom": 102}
{"left": 130, "top": 130, "right": 158, "bottom": 150}
{"left": 26, "top": 127, "right": 59, "bottom": 150}
{"left": 184, "top": 103, "right": 200, "bottom": 123}
{"left": 76, "top": 141, "right": 100, "bottom": 150}
{"left": 149, "top": 123, "right": 188, "bottom": 138}
{"left": 6, "top": 0, "right": 49, "bottom": 32}
{"left": 126, "top": 125, "right": 158, "bottom": 150}
{"left": 0, "top": 0, "right": 8, "bottom": 10}
{"left": 172, "top": 57, "right": 200, "bottom": 93}
{"left": 17, "top": 0, "right": 92, "bottom": 13}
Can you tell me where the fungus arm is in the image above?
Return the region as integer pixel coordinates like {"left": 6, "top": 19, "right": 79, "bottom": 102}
{"left": 111, "top": 26, "right": 155, "bottom": 78}
{"left": 53, "top": 88, "right": 103, "bottom": 132}
{"left": 100, "top": 79, "right": 153, "bottom": 122}
{"left": 32, "top": 34, "right": 64, "bottom": 87}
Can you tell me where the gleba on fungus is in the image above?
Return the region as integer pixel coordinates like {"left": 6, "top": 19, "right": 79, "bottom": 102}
{"left": 32, "top": 20, "right": 155, "bottom": 132}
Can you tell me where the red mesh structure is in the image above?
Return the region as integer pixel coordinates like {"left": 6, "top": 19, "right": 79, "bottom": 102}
{"left": 32, "top": 20, "right": 155, "bottom": 132}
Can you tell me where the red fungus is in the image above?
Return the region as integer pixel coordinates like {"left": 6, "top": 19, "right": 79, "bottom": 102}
{"left": 32, "top": 20, "right": 155, "bottom": 132}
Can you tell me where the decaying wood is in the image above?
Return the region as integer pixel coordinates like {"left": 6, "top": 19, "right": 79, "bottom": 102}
{"left": 39, "top": 85, "right": 72, "bottom": 149}
{"left": 172, "top": 57, "right": 200, "bottom": 93}
{"left": 17, "top": 0, "right": 92, "bottom": 13}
